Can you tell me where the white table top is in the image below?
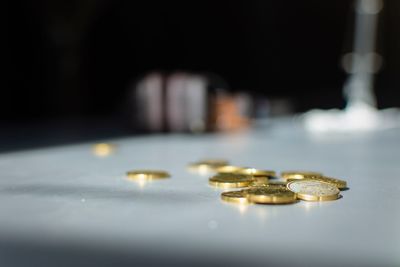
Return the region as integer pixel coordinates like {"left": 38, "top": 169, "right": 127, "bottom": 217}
{"left": 0, "top": 119, "right": 399, "bottom": 266}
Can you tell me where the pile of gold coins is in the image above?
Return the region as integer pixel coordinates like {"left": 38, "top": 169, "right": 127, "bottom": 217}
{"left": 189, "top": 159, "right": 348, "bottom": 205}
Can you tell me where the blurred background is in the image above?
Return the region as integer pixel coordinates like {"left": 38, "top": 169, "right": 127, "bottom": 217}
{"left": 5, "top": 0, "right": 400, "bottom": 151}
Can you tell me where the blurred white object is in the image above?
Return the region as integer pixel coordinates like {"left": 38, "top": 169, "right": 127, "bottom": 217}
{"left": 304, "top": 102, "right": 400, "bottom": 133}
{"left": 304, "top": 0, "right": 400, "bottom": 133}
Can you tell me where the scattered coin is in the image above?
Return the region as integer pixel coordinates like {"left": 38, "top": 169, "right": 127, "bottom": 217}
{"left": 221, "top": 190, "right": 249, "bottom": 204}
{"left": 188, "top": 159, "right": 229, "bottom": 173}
{"left": 287, "top": 180, "right": 340, "bottom": 201}
{"left": 281, "top": 171, "right": 323, "bottom": 180}
{"left": 209, "top": 173, "right": 253, "bottom": 188}
{"left": 216, "top": 165, "right": 246, "bottom": 174}
{"left": 244, "top": 187, "right": 297, "bottom": 204}
{"left": 126, "top": 170, "right": 170, "bottom": 180}
{"left": 197, "top": 159, "right": 229, "bottom": 166}
{"left": 92, "top": 143, "right": 116, "bottom": 157}
{"left": 237, "top": 168, "right": 276, "bottom": 177}
{"left": 288, "top": 176, "right": 347, "bottom": 189}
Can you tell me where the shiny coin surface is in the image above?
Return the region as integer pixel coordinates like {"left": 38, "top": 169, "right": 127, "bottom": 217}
{"left": 126, "top": 170, "right": 170, "bottom": 180}
{"left": 238, "top": 168, "right": 276, "bottom": 177}
{"left": 288, "top": 176, "right": 347, "bottom": 189}
{"left": 216, "top": 165, "right": 246, "bottom": 174}
{"left": 281, "top": 171, "right": 323, "bottom": 180}
{"left": 221, "top": 190, "right": 249, "bottom": 204}
{"left": 209, "top": 173, "right": 253, "bottom": 188}
{"left": 313, "top": 176, "right": 347, "bottom": 189}
{"left": 287, "top": 180, "right": 340, "bottom": 201}
{"left": 244, "top": 187, "right": 297, "bottom": 204}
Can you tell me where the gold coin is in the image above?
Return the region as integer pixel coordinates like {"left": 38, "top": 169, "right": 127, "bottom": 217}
{"left": 197, "top": 159, "right": 229, "bottom": 166}
{"left": 281, "top": 171, "right": 323, "bottom": 180}
{"left": 287, "top": 180, "right": 340, "bottom": 201}
{"left": 221, "top": 190, "right": 249, "bottom": 204}
{"left": 288, "top": 176, "right": 347, "bottom": 189}
{"left": 209, "top": 173, "right": 253, "bottom": 188}
{"left": 216, "top": 165, "right": 246, "bottom": 174}
{"left": 244, "top": 187, "right": 297, "bottom": 204}
{"left": 126, "top": 170, "right": 170, "bottom": 180}
{"left": 188, "top": 159, "right": 229, "bottom": 172}
{"left": 92, "top": 143, "right": 116, "bottom": 157}
{"left": 237, "top": 168, "right": 276, "bottom": 177}
{"left": 202, "top": 159, "right": 229, "bottom": 164}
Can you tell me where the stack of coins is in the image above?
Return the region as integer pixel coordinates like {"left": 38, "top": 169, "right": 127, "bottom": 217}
{"left": 188, "top": 159, "right": 348, "bottom": 205}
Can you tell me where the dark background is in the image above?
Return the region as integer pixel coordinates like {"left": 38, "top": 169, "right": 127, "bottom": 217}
{"left": 4, "top": 0, "right": 400, "bottom": 148}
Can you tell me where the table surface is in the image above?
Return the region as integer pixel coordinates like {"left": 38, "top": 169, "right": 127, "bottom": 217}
{"left": 0, "top": 119, "right": 399, "bottom": 266}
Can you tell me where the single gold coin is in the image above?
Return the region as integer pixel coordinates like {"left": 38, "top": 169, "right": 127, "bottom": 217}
{"left": 188, "top": 159, "right": 229, "bottom": 172}
{"left": 287, "top": 180, "right": 340, "bottom": 201}
{"left": 221, "top": 190, "right": 249, "bottom": 204}
{"left": 237, "top": 168, "right": 276, "bottom": 177}
{"left": 199, "top": 159, "right": 229, "bottom": 165}
{"left": 209, "top": 173, "right": 253, "bottom": 188}
{"left": 126, "top": 170, "right": 170, "bottom": 180}
{"left": 244, "top": 187, "right": 297, "bottom": 204}
{"left": 288, "top": 176, "right": 347, "bottom": 189}
{"left": 281, "top": 171, "right": 323, "bottom": 180}
{"left": 216, "top": 165, "right": 246, "bottom": 174}
{"left": 92, "top": 143, "right": 116, "bottom": 157}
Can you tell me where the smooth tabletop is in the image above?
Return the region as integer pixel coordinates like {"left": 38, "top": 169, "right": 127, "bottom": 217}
{"left": 0, "top": 119, "right": 399, "bottom": 266}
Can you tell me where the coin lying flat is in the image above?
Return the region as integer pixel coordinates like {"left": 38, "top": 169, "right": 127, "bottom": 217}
{"left": 199, "top": 159, "right": 229, "bottom": 165}
{"left": 287, "top": 180, "right": 340, "bottom": 201}
{"left": 209, "top": 173, "right": 253, "bottom": 188}
{"left": 221, "top": 190, "right": 249, "bottom": 204}
{"left": 188, "top": 159, "right": 229, "bottom": 174}
{"left": 237, "top": 168, "right": 276, "bottom": 177}
{"left": 92, "top": 143, "right": 116, "bottom": 157}
{"left": 126, "top": 170, "right": 170, "bottom": 180}
{"left": 244, "top": 187, "right": 297, "bottom": 204}
{"left": 281, "top": 171, "right": 323, "bottom": 180}
{"left": 216, "top": 165, "right": 246, "bottom": 174}
{"left": 288, "top": 176, "right": 347, "bottom": 189}
{"left": 188, "top": 159, "right": 229, "bottom": 173}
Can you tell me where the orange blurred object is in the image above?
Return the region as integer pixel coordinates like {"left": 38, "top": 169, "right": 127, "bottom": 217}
{"left": 213, "top": 95, "right": 250, "bottom": 131}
